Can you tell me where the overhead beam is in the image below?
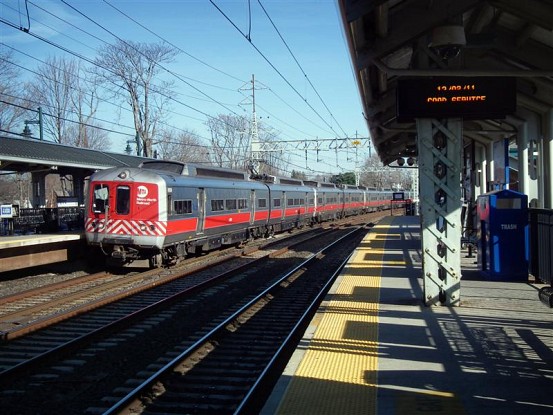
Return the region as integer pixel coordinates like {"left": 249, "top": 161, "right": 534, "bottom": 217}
{"left": 492, "top": 0, "right": 553, "bottom": 31}
{"left": 341, "top": 0, "right": 388, "bottom": 23}
{"left": 355, "top": 0, "right": 482, "bottom": 69}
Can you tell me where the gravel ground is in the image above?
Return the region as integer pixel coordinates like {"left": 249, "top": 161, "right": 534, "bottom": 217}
{"left": 0, "top": 260, "right": 95, "bottom": 298}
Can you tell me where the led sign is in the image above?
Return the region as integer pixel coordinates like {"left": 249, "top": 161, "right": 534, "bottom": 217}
{"left": 396, "top": 77, "right": 516, "bottom": 121}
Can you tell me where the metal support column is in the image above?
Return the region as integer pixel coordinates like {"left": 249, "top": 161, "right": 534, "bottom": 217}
{"left": 545, "top": 109, "right": 553, "bottom": 208}
{"left": 72, "top": 173, "right": 86, "bottom": 206}
{"left": 417, "top": 118, "right": 463, "bottom": 306}
{"left": 518, "top": 122, "right": 529, "bottom": 195}
{"left": 31, "top": 172, "right": 47, "bottom": 208}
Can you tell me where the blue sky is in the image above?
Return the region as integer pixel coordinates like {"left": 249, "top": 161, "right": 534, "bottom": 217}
{"left": 1, "top": 0, "right": 370, "bottom": 177}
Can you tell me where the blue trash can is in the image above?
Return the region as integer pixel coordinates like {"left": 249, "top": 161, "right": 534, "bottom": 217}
{"left": 477, "top": 189, "right": 529, "bottom": 281}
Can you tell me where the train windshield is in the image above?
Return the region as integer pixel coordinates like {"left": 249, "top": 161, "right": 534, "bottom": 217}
{"left": 93, "top": 185, "right": 109, "bottom": 213}
{"left": 116, "top": 186, "right": 131, "bottom": 215}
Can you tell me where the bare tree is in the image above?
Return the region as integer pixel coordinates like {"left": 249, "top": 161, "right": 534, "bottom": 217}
{"left": 360, "top": 154, "right": 411, "bottom": 189}
{"left": 206, "top": 114, "right": 250, "bottom": 169}
{"left": 291, "top": 170, "right": 308, "bottom": 180}
{"left": 93, "top": 40, "right": 178, "bottom": 157}
{"left": 65, "top": 122, "right": 110, "bottom": 150}
{"left": 0, "top": 49, "right": 28, "bottom": 135}
{"left": 156, "top": 128, "right": 209, "bottom": 163}
{"left": 24, "top": 56, "right": 109, "bottom": 149}
{"left": 360, "top": 154, "right": 390, "bottom": 188}
{"left": 205, "top": 114, "right": 289, "bottom": 175}
{"left": 68, "top": 68, "right": 110, "bottom": 150}
{"left": 256, "top": 122, "right": 286, "bottom": 175}
{"left": 26, "top": 56, "right": 73, "bottom": 144}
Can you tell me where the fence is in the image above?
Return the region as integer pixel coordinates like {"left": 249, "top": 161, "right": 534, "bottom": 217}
{"left": 11, "top": 207, "right": 85, "bottom": 234}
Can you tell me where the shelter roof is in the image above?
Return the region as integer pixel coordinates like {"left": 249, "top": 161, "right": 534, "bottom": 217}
{"left": 0, "top": 136, "right": 151, "bottom": 176}
{"left": 338, "top": 0, "right": 553, "bottom": 165}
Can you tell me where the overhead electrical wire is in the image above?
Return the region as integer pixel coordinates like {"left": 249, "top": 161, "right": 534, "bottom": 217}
{"left": 98, "top": 0, "right": 330, "bottom": 146}
{"left": 0, "top": 98, "right": 137, "bottom": 138}
{"left": 5, "top": 1, "right": 332, "bottom": 142}
{"left": 101, "top": 0, "right": 246, "bottom": 86}
{"left": 24, "top": 0, "right": 239, "bottom": 93}
{"left": 53, "top": 1, "right": 338, "bottom": 149}
{"left": 209, "top": 0, "right": 344, "bottom": 138}
{"left": 0, "top": 16, "right": 245, "bottom": 135}
{"left": 257, "top": 0, "right": 349, "bottom": 138}
{"left": 2, "top": 1, "right": 361, "bottom": 175}
{"left": 0, "top": 96, "right": 253, "bottom": 153}
{"left": 1, "top": 1, "right": 251, "bottom": 136}
{"left": 0, "top": 47, "right": 217, "bottom": 142}
{"left": 59, "top": 0, "right": 242, "bottom": 118}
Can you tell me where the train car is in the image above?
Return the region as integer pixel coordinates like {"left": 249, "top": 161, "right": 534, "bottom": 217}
{"left": 263, "top": 176, "right": 314, "bottom": 234}
{"left": 86, "top": 161, "right": 270, "bottom": 267}
{"left": 85, "top": 160, "right": 412, "bottom": 268}
{"left": 342, "top": 185, "right": 366, "bottom": 217}
{"left": 303, "top": 181, "right": 342, "bottom": 223}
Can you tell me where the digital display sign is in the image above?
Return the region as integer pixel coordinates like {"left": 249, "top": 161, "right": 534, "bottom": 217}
{"left": 396, "top": 77, "right": 516, "bottom": 121}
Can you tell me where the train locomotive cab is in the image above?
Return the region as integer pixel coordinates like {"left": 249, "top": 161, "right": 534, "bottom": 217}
{"left": 85, "top": 168, "right": 167, "bottom": 268}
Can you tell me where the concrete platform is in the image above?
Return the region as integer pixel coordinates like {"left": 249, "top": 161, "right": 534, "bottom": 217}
{"left": 262, "top": 216, "right": 553, "bottom": 415}
{"left": 0, "top": 232, "right": 85, "bottom": 272}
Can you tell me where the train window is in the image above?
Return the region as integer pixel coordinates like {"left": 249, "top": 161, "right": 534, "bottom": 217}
{"left": 273, "top": 198, "right": 281, "bottom": 207}
{"left": 174, "top": 200, "right": 192, "bottom": 214}
{"left": 300, "top": 198, "right": 305, "bottom": 205}
{"left": 226, "top": 199, "right": 237, "bottom": 210}
{"left": 287, "top": 198, "right": 294, "bottom": 206}
{"left": 116, "top": 186, "right": 130, "bottom": 215}
{"left": 318, "top": 197, "right": 323, "bottom": 204}
{"left": 93, "top": 184, "right": 109, "bottom": 213}
{"left": 258, "top": 198, "right": 267, "bottom": 208}
{"left": 238, "top": 199, "right": 247, "bottom": 209}
{"left": 211, "top": 199, "right": 224, "bottom": 212}
{"left": 294, "top": 198, "right": 300, "bottom": 205}
{"left": 308, "top": 198, "right": 314, "bottom": 205}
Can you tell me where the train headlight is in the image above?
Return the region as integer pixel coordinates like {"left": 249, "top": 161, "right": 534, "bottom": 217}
{"left": 118, "top": 170, "right": 130, "bottom": 180}
{"left": 140, "top": 224, "right": 147, "bottom": 231}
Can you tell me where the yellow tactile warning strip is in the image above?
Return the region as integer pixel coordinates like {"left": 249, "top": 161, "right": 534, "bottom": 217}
{"left": 274, "top": 216, "right": 396, "bottom": 415}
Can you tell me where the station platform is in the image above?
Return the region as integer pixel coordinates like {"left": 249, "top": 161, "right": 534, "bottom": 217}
{"left": 262, "top": 216, "right": 553, "bottom": 415}
{"left": 0, "top": 232, "right": 85, "bottom": 272}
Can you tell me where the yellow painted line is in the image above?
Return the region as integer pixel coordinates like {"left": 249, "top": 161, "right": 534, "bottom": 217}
{"left": 275, "top": 216, "right": 466, "bottom": 415}
{"left": 274, "top": 217, "right": 395, "bottom": 415}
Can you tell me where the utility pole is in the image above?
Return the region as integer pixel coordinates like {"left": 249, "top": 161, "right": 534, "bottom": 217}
{"left": 353, "top": 131, "right": 361, "bottom": 186}
{"left": 250, "top": 74, "right": 262, "bottom": 173}
{"left": 240, "top": 74, "right": 265, "bottom": 174}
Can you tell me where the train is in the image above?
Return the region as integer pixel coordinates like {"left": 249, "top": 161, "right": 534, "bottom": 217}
{"left": 85, "top": 160, "right": 412, "bottom": 267}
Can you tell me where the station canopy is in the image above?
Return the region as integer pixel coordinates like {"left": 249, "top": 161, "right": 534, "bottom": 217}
{"left": 0, "top": 135, "right": 150, "bottom": 177}
{"left": 338, "top": 0, "right": 553, "bottom": 165}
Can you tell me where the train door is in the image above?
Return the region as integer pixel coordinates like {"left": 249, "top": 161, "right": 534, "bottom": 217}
{"left": 249, "top": 189, "right": 255, "bottom": 225}
{"left": 197, "top": 188, "right": 206, "bottom": 234}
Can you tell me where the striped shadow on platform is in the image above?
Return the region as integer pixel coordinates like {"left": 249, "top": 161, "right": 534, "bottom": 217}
{"left": 268, "top": 216, "right": 396, "bottom": 415}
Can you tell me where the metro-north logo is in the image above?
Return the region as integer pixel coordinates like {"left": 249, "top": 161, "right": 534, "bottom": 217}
{"left": 137, "top": 186, "right": 149, "bottom": 198}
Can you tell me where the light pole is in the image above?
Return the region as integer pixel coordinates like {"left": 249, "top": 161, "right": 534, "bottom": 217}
{"left": 23, "top": 107, "right": 44, "bottom": 140}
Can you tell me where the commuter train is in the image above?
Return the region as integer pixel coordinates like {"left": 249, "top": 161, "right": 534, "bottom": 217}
{"left": 85, "top": 160, "right": 410, "bottom": 267}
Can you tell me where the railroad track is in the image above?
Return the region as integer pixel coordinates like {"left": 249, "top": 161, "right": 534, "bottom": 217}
{"left": 0, "top": 219, "right": 374, "bottom": 414}
{"left": 103, "top": 225, "right": 369, "bottom": 415}
{"left": 0, "top": 211, "right": 386, "bottom": 341}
